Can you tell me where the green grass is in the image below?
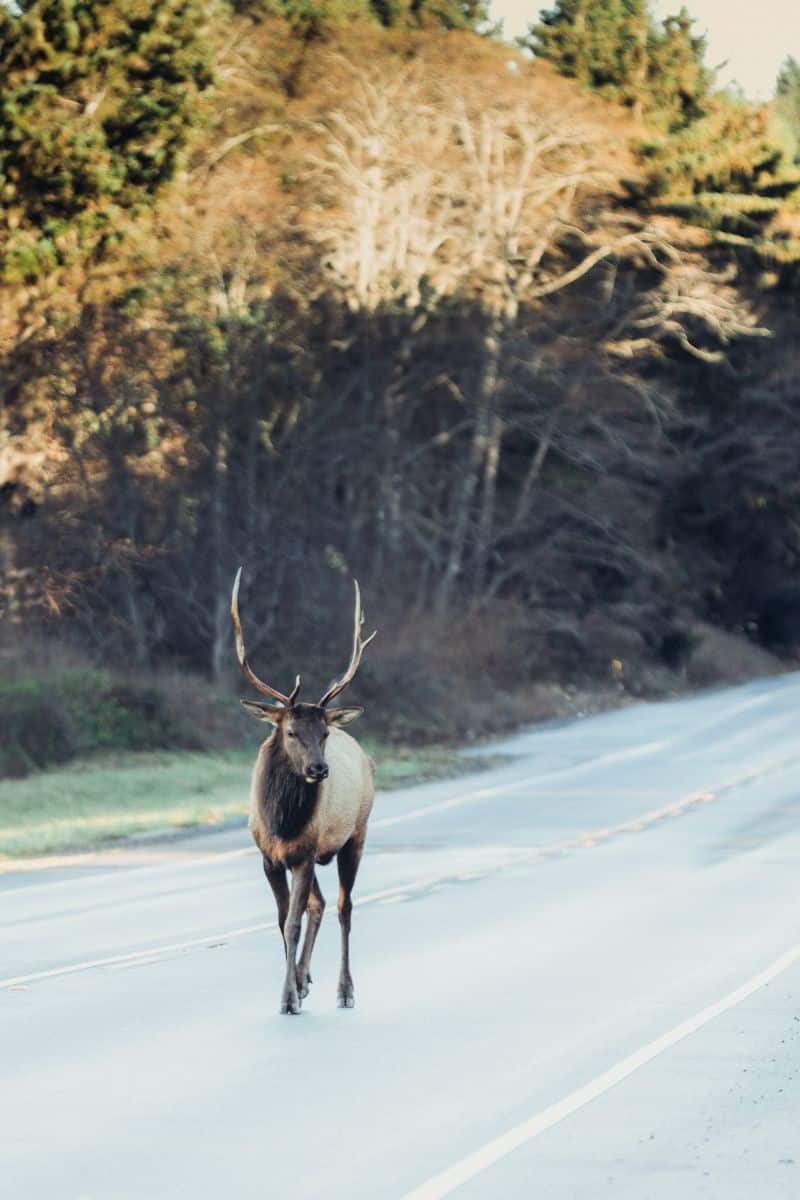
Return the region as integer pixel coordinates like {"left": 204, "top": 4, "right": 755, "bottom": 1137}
{"left": 0, "top": 739, "right": 488, "bottom": 860}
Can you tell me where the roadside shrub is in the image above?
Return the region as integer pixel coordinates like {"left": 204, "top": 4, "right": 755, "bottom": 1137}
{"left": 685, "top": 625, "right": 785, "bottom": 689}
{"left": 0, "top": 672, "right": 196, "bottom": 778}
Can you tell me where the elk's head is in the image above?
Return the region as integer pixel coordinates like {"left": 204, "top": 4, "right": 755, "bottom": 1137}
{"left": 231, "top": 568, "right": 376, "bottom": 783}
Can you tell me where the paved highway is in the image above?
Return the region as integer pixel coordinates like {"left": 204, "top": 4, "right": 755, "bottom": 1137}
{"left": 2, "top": 673, "right": 800, "bottom": 1198}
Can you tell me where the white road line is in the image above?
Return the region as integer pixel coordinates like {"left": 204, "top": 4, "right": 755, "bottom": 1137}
{"left": 1, "top": 684, "right": 787, "bottom": 893}
{"left": 372, "top": 740, "right": 669, "bottom": 830}
{"left": 400, "top": 942, "right": 800, "bottom": 1200}
{"left": 0, "top": 754, "right": 777, "bottom": 992}
{"left": 0, "top": 879, "right": 448, "bottom": 990}
{"left": 0, "top": 845, "right": 254, "bottom": 895}
{"left": 0, "top": 741, "right": 668, "bottom": 895}
{"left": 0, "top": 920, "right": 277, "bottom": 990}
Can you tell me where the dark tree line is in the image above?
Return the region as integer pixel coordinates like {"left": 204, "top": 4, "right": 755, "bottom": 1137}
{"left": 3, "top": 2, "right": 800, "bottom": 729}
{"left": 6, "top": 246, "right": 799, "bottom": 703}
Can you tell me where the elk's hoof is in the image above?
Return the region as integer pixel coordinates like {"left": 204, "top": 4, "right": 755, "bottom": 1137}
{"left": 280, "top": 990, "right": 301, "bottom": 1015}
{"left": 337, "top": 988, "right": 355, "bottom": 1009}
{"left": 296, "top": 969, "right": 311, "bottom": 1000}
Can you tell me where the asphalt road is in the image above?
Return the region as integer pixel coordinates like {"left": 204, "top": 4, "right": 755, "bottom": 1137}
{"left": 2, "top": 673, "right": 800, "bottom": 1199}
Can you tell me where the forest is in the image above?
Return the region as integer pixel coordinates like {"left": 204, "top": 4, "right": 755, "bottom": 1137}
{"left": 2, "top": 0, "right": 800, "bottom": 774}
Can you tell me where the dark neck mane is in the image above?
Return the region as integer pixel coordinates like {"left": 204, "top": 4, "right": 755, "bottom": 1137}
{"left": 260, "top": 737, "right": 320, "bottom": 840}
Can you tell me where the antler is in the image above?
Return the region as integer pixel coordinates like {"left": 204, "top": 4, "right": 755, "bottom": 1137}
{"left": 319, "top": 579, "right": 377, "bottom": 707}
{"left": 231, "top": 567, "right": 301, "bottom": 706}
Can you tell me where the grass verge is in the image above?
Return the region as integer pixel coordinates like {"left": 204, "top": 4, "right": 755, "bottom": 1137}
{"left": 0, "top": 739, "right": 491, "bottom": 860}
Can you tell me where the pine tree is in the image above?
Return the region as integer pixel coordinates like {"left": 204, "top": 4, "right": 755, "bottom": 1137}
{"left": 0, "top": 0, "right": 212, "bottom": 282}
{"left": 524, "top": 1, "right": 708, "bottom": 123}
{"left": 526, "top": 0, "right": 589, "bottom": 83}
{"left": 775, "top": 57, "right": 800, "bottom": 160}
{"left": 633, "top": 94, "right": 800, "bottom": 278}
{"left": 278, "top": 0, "right": 487, "bottom": 31}
{"left": 646, "top": 8, "right": 711, "bottom": 130}
{"left": 410, "top": 0, "right": 489, "bottom": 30}
{"left": 529, "top": 0, "right": 652, "bottom": 99}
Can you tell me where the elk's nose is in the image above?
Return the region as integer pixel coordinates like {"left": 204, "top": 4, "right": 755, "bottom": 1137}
{"left": 306, "top": 763, "right": 328, "bottom": 782}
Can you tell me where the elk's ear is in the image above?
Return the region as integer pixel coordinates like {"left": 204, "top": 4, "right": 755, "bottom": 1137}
{"left": 325, "top": 706, "right": 364, "bottom": 727}
{"left": 240, "top": 699, "right": 283, "bottom": 725}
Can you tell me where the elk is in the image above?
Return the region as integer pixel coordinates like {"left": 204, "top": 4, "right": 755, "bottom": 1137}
{"left": 231, "top": 568, "right": 377, "bottom": 1015}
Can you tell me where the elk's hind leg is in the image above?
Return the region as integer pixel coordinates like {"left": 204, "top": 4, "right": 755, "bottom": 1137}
{"left": 336, "top": 836, "right": 363, "bottom": 1009}
{"left": 296, "top": 873, "right": 325, "bottom": 1000}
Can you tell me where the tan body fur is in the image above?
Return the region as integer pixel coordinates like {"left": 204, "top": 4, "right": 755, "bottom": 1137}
{"left": 249, "top": 728, "right": 374, "bottom": 867}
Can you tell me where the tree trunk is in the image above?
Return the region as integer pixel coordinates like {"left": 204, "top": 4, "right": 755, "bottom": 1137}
{"left": 472, "top": 411, "right": 504, "bottom": 600}
{"left": 210, "top": 587, "right": 230, "bottom": 684}
{"left": 0, "top": 526, "right": 18, "bottom": 626}
{"left": 435, "top": 315, "right": 502, "bottom": 615}
{"left": 629, "top": 10, "right": 648, "bottom": 122}
{"left": 122, "top": 581, "right": 151, "bottom": 668}
{"left": 209, "top": 405, "right": 231, "bottom": 683}
{"left": 510, "top": 406, "right": 560, "bottom": 533}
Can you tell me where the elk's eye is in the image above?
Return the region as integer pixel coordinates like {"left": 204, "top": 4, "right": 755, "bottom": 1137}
{"left": 286, "top": 731, "right": 297, "bottom": 739}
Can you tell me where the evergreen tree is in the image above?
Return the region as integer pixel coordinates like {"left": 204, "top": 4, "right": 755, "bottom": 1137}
{"left": 775, "top": 56, "right": 800, "bottom": 160}
{"left": 527, "top": 0, "right": 649, "bottom": 105}
{"left": 524, "top": 1, "right": 709, "bottom": 123}
{"left": 277, "top": 0, "right": 486, "bottom": 31}
{"left": 646, "top": 8, "right": 711, "bottom": 130}
{"left": 526, "top": 0, "right": 588, "bottom": 82}
{"left": 0, "top": 0, "right": 212, "bottom": 282}
{"left": 632, "top": 93, "right": 800, "bottom": 277}
{"left": 410, "top": 0, "right": 489, "bottom": 30}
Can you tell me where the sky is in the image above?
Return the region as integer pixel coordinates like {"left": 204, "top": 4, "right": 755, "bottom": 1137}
{"left": 492, "top": 0, "right": 800, "bottom": 100}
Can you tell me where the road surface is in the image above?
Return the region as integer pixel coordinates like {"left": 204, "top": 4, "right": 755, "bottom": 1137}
{"left": 2, "top": 673, "right": 800, "bottom": 1198}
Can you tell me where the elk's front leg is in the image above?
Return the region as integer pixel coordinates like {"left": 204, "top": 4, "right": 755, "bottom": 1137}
{"left": 280, "top": 858, "right": 314, "bottom": 1015}
{"left": 296, "top": 873, "right": 325, "bottom": 1000}
{"left": 336, "top": 836, "right": 363, "bottom": 1009}
{"left": 262, "top": 857, "right": 289, "bottom": 952}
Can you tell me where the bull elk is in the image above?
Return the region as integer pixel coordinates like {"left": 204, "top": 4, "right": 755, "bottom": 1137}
{"left": 231, "top": 568, "right": 377, "bottom": 1014}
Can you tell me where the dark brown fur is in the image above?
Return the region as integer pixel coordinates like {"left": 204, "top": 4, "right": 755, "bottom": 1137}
{"left": 260, "top": 736, "right": 321, "bottom": 841}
